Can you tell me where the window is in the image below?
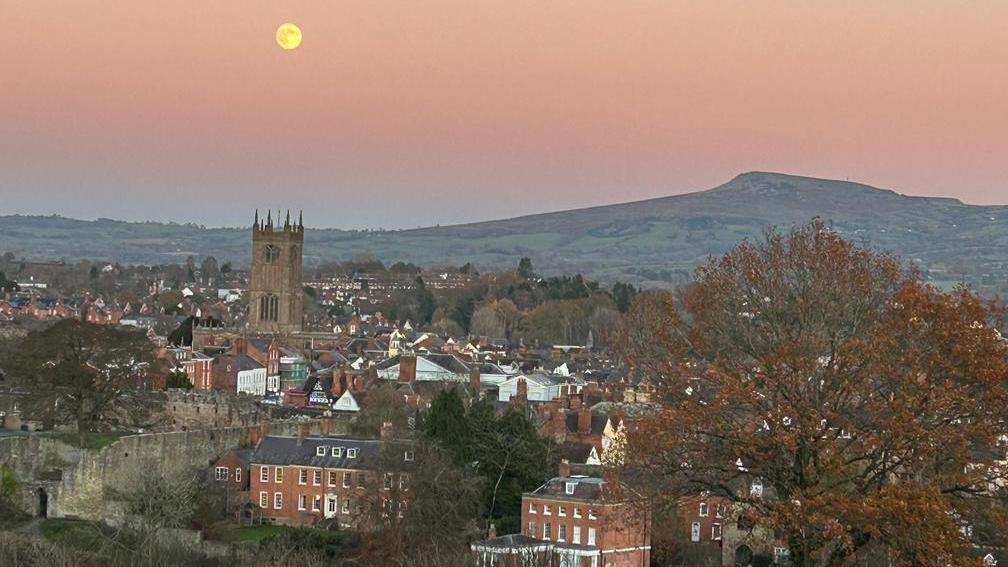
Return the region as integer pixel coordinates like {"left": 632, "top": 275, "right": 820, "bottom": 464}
{"left": 712, "top": 523, "right": 722, "bottom": 540}
{"left": 404, "top": 450, "right": 415, "bottom": 462}
{"left": 215, "top": 467, "right": 228, "bottom": 481}
{"left": 587, "top": 527, "right": 596, "bottom": 545}
{"left": 751, "top": 478, "right": 764, "bottom": 498}
{"left": 347, "top": 448, "right": 358, "bottom": 458}
{"left": 298, "top": 495, "right": 307, "bottom": 510}
{"left": 259, "top": 294, "right": 279, "bottom": 322}
{"left": 328, "top": 472, "right": 337, "bottom": 486}
{"left": 274, "top": 467, "right": 284, "bottom": 483}
{"left": 327, "top": 496, "right": 337, "bottom": 514}
{"left": 572, "top": 526, "right": 581, "bottom": 544}
{"left": 544, "top": 505, "right": 552, "bottom": 515}
{"left": 343, "top": 472, "right": 352, "bottom": 488}
{"left": 316, "top": 446, "right": 326, "bottom": 456}
{"left": 332, "top": 447, "right": 342, "bottom": 457}
{"left": 543, "top": 523, "right": 552, "bottom": 540}
{"left": 357, "top": 473, "right": 365, "bottom": 488}
{"left": 573, "top": 507, "right": 581, "bottom": 518}
{"left": 558, "top": 524, "right": 566, "bottom": 541}
{"left": 260, "top": 466, "right": 269, "bottom": 482}
{"left": 559, "top": 506, "right": 566, "bottom": 517}
{"left": 383, "top": 473, "right": 393, "bottom": 490}
{"left": 588, "top": 509, "right": 597, "bottom": 520}
{"left": 235, "top": 468, "right": 241, "bottom": 482}
{"left": 299, "top": 469, "right": 308, "bottom": 485}
{"left": 565, "top": 481, "right": 577, "bottom": 495}
{"left": 273, "top": 493, "right": 283, "bottom": 509}
{"left": 342, "top": 499, "right": 350, "bottom": 514}
{"left": 699, "top": 502, "right": 709, "bottom": 517}
{"left": 528, "top": 521, "right": 536, "bottom": 536}
{"left": 528, "top": 502, "right": 536, "bottom": 514}
{"left": 691, "top": 521, "right": 701, "bottom": 542}
{"left": 716, "top": 504, "right": 726, "bottom": 518}
{"left": 313, "top": 470, "right": 322, "bottom": 486}
{"left": 259, "top": 491, "right": 268, "bottom": 508}
{"left": 264, "top": 244, "right": 279, "bottom": 263}
{"left": 312, "top": 495, "right": 321, "bottom": 512}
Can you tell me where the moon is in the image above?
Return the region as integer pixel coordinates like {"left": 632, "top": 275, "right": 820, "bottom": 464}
{"left": 276, "top": 23, "right": 302, "bottom": 50}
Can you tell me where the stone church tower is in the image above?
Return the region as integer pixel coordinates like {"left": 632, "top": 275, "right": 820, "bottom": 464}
{"left": 248, "top": 210, "right": 304, "bottom": 334}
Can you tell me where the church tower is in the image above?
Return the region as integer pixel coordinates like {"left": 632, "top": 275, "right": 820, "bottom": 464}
{"left": 248, "top": 209, "right": 304, "bottom": 334}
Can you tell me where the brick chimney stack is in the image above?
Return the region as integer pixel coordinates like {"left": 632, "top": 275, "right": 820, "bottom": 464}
{"left": 469, "top": 363, "right": 481, "bottom": 394}
{"left": 398, "top": 354, "right": 417, "bottom": 383}
{"left": 320, "top": 411, "right": 335, "bottom": 436}
{"left": 296, "top": 422, "right": 310, "bottom": 446}
{"left": 516, "top": 377, "right": 528, "bottom": 403}
{"left": 578, "top": 406, "right": 592, "bottom": 435}
{"left": 559, "top": 459, "right": 571, "bottom": 478}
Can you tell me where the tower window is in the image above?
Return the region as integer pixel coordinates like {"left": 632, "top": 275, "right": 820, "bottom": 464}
{"left": 264, "top": 244, "right": 279, "bottom": 263}
{"left": 259, "top": 294, "right": 279, "bottom": 322}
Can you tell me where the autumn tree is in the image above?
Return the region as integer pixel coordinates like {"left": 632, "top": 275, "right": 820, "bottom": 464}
{"left": 7, "top": 320, "right": 161, "bottom": 446}
{"left": 618, "top": 221, "right": 1008, "bottom": 566}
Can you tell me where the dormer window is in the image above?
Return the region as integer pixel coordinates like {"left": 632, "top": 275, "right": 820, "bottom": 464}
{"left": 316, "top": 446, "right": 326, "bottom": 456}
{"left": 565, "top": 482, "right": 577, "bottom": 495}
{"left": 332, "top": 447, "right": 342, "bottom": 457}
{"left": 347, "top": 448, "right": 358, "bottom": 459}
{"left": 404, "top": 450, "right": 415, "bottom": 462}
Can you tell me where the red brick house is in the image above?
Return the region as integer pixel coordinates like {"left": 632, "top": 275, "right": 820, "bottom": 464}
{"left": 246, "top": 423, "right": 414, "bottom": 528}
{"left": 472, "top": 462, "right": 651, "bottom": 567}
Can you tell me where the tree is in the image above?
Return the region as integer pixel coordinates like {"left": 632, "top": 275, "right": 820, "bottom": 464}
{"left": 200, "top": 255, "right": 219, "bottom": 284}
{"left": 7, "top": 320, "right": 161, "bottom": 447}
{"left": 618, "top": 221, "right": 1008, "bottom": 566}
{"left": 165, "top": 370, "right": 193, "bottom": 390}
{"left": 517, "top": 257, "right": 535, "bottom": 280}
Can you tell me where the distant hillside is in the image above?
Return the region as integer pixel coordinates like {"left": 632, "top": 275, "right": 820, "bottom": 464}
{"left": 2, "top": 172, "right": 1007, "bottom": 293}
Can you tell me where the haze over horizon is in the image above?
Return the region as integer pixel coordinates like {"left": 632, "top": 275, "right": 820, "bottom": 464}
{"left": 3, "top": 1, "right": 1006, "bottom": 229}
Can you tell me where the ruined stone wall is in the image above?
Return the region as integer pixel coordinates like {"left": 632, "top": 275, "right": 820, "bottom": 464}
{"left": 160, "top": 389, "right": 264, "bottom": 432}
{"left": 0, "top": 419, "right": 316, "bottom": 521}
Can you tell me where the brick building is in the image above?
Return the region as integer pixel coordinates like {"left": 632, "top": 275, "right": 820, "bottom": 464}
{"left": 245, "top": 421, "right": 413, "bottom": 527}
{"left": 472, "top": 462, "right": 651, "bottom": 567}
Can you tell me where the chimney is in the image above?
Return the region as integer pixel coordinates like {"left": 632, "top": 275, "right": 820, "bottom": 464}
{"left": 553, "top": 407, "right": 567, "bottom": 441}
{"left": 320, "top": 411, "right": 334, "bottom": 436}
{"left": 487, "top": 522, "right": 497, "bottom": 539}
{"left": 578, "top": 406, "right": 592, "bottom": 435}
{"left": 570, "top": 393, "right": 582, "bottom": 411}
{"left": 559, "top": 459, "right": 571, "bottom": 478}
{"left": 259, "top": 413, "right": 272, "bottom": 439}
{"left": 296, "top": 422, "right": 310, "bottom": 446}
{"left": 354, "top": 374, "right": 365, "bottom": 392}
{"left": 249, "top": 426, "right": 261, "bottom": 447}
{"left": 398, "top": 353, "right": 417, "bottom": 383}
{"left": 516, "top": 377, "right": 528, "bottom": 403}
{"left": 469, "top": 363, "right": 481, "bottom": 393}
{"left": 380, "top": 421, "right": 394, "bottom": 440}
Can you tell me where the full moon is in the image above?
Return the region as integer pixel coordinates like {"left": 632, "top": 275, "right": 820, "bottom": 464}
{"left": 276, "top": 23, "right": 302, "bottom": 50}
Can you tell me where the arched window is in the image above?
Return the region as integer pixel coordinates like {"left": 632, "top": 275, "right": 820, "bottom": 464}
{"left": 259, "top": 294, "right": 279, "bottom": 322}
{"left": 263, "top": 245, "right": 279, "bottom": 264}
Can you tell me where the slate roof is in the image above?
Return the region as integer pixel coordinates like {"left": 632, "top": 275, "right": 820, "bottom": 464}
{"left": 529, "top": 476, "right": 606, "bottom": 501}
{"left": 250, "top": 435, "right": 413, "bottom": 471}
{"left": 234, "top": 354, "right": 265, "bottom": 372}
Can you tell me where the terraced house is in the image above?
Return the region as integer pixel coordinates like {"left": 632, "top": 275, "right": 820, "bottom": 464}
{"left": 246, "top": 424, "right": 414, "bottom": 527}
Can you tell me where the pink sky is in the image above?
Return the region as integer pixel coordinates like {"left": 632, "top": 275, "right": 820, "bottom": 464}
{"left": 1, "top": 1, "right": 1005, "bottom": 228}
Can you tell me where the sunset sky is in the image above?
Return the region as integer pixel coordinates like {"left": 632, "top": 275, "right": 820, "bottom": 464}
{"left": 2, "top": 1, "right": 1006, "bottom": 229}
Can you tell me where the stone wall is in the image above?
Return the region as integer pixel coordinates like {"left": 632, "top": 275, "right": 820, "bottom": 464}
{"left": 0, "top": 419, "right": 314, "bottom": 521}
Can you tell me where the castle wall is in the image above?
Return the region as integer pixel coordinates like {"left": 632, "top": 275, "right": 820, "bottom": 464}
{"left": 0, "top": 420, "right": 314, "bottom": 521}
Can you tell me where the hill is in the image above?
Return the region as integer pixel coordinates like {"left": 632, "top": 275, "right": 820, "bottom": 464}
{"left": 2, "top": 172, "right": 1007, "bottom": 293}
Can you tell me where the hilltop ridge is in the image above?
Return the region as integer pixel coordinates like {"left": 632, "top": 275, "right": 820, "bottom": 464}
{"left": 1, "top": 172, "right": 1006, "bottom": 294}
